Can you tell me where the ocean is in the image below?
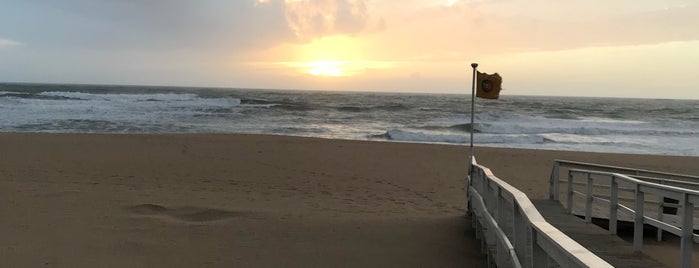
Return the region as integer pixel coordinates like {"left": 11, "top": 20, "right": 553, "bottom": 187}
{"left": 1, "top": 83, "right": 698, "bottom": 156}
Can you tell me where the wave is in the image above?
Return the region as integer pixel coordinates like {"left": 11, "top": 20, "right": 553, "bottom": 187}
{"left": 539, "top": 133, "right": 631, "bottom": 145}
{"left": 484, "top": 123, "right": 698, "bottom": 136}
{"left": 1, "top": 91, "right": 84, "bottom": 100}
{"left": 238, "top": 98, "right": 279, "bottom": 108}
{"left": 375, "top": 103, "right": 410, "bottom": 111}
{"left": 37, "top": 91, "right": 203, "bottom": 102}
{"left": 7, "top": 91, "right": 285, "bottom": 109}
{"left": 336, "top": 106, "right": 364, "bottom": 112}
{"left": 371, "top": 129, "right": 670, "bottom": 149}
{"left": 372, "top": 129, "right": 546, "bottom": 144}
{"left": 333, "top": 103, "right": 411, "bottom": 113}
{"left": 0, "top": 91, "right": 281, "bottom": 130}
{"left": 418, "top": 107, "right": 444, "bottom": 112}
{"left": 276, "top": 103, "right": 314, "bottom": 111}
{"left": 0, "top": 91, "right": 30, "bottom": 96}
{"left": 370, "top": 129, "right": 468, "bottom": 143}
{"left": 444, "top": 113, "right": 699, "bottom": 137}
{"left": 12, "top": 119, "right": 194, "bottom": 133}
{"left": 418, "top": 123, "right": 481, "bottom": 133}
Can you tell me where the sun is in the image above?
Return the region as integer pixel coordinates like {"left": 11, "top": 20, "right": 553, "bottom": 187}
{"left": 288, "top": 36, "right": 365, "bottom": 77}
{"left": 304, "top": 61, "right": 346, "bottom": 77}
{"left": 259, "top": 35, "right": 395, "bottom": 78}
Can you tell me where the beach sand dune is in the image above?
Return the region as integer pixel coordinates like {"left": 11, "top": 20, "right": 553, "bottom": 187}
{"left": 1, "top": 133, "right": 697, "bottom": 267}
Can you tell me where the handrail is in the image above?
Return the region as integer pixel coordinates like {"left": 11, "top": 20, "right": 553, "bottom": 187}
{"left": 556, "top": 166, "right": 699, "bottom": 268}
{"left": 469, "top": 187, "right": 522, "bottom": 267}
{"left": 555, "top": 159, "right": 699, "bottom": 180}
{"left": 628, "top": 175, "right": 699, "bottom": 191}
{"left": 549, "top": 159, "right": 699, "bottom": 202}
{"left": 468, "top": 157, "right": 612, "bottom": 267}
{"left": 569, "top": 169, "right": 699, "bottom": 197}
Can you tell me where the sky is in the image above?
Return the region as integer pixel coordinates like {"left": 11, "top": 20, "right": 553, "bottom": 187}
{"left": 1, "top": 0, "right": 698, "bottom": 99}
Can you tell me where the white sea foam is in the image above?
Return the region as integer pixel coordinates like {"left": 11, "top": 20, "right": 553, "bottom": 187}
{"left": 38, "top": 91, "right": 202, "bottom": 101}
{"left": 0, "top": 91, "right": 30, "bottom": 95}
{"left": 433, "top": 112, "right": 698, "bottom": 136}
{"left": 385, "top": 129, "right": 546, "bottom": 145}
{"left": 0, "top": 91, "right": 275, "bottom": 132}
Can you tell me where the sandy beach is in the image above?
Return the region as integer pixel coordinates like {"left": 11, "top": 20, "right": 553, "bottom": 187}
{"left": 1, "top": 133, "right": 698, "bottom": 267}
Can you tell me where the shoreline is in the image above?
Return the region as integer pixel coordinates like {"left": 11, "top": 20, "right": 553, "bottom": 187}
{"left": 1, "top": 133, "right": 697, "bottom": 267}
{"left": 2, "top": 131, "right": 697, "bottom": 158}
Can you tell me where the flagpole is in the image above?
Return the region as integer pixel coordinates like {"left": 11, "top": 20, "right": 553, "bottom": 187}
{"left": 469, "top": 63, "right": 478, "bottom": 174}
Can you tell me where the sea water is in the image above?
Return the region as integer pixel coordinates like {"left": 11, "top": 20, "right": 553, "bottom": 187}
{"left": 1, "top": 83, "right": 698, "bottom": 156}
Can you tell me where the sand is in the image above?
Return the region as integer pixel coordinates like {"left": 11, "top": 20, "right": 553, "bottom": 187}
{"left": 1, "top": 133, "right": 697, "bottom": 267}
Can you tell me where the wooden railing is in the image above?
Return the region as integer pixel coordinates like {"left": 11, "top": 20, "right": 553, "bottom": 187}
{"left": 549, "top": 160, "right": 699, "bottom": 268}
{"left": 468, "top": 157, "right": 612, "bottom": 267}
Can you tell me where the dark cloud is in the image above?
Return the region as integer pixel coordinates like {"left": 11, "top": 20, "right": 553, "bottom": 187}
{"left": 0, "top": 0, "right": 294, "bottom": 52}
{"left": 0, "top": 0, "right": 376, "bottom": 53}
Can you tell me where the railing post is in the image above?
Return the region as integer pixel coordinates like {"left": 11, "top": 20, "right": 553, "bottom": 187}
{"left": 488, "top": 180, "right": 496, "bottom": 216}
{"left": 609, "top": 175, "right": 618, "bottom": 235}
{"left": 550, "top": 161, "right": 560, "bottom": 200}
{"left": 680, "top": 193, "right": 693, "bottom": 268}
{"left": 513, "top": 203, "right": 527, "bottom": 267}
{"left": 495, "top": 187, "right": 501, "bottom": 222}
{"left": 530, "top": 230, "right": 548, "bottom": 268}
{"left": 633, "top": 184, "right": 645, "bottom": 252}
{"left": 567, "top": 171, "right": 574, "bottom": 214}
{"left": 656, "top": 202, "right": 664, "bottom": 242}
{"left": 467, "top": 165, "right": 472, "bottom": 217}
{"left": 478, "top": 169, "right": 484, "bottom": 193}
{"left": 496, "top": 239, "right": 506, "bottom": 267}
{"left": 656, "top": 182, "right": 665, "bottom": 242}
{"left": 525, "top": 225, "right": 534, "bottom": 268}
{"left": 585, "top": 173, "right": 593, "bottom": 223}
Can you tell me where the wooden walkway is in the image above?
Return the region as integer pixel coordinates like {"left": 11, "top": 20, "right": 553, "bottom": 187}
{"left": 532, "top": 199, "right": 666, "bottom": 268}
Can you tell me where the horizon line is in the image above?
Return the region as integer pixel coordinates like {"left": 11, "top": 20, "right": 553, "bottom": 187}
{"left": 1, "top": 80, "right": 696, "bottom": 101}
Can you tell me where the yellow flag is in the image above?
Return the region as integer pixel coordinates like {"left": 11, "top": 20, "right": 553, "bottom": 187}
{"left": 476, "top": 72, "right": 502, "bottom": 99}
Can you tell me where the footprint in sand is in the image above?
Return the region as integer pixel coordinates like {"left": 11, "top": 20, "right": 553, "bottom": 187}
{"left": 128, "top": 204, "right": 244, "bottom": 223}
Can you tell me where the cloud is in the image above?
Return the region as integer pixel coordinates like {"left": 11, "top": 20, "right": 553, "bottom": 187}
{"left": 0, "top": 0, "right": 379, "bottom": 54}
{"left": 0, "top": 0, "right": 294, "bottom": 52}
{"left": 282, "top": 0, "right": 372, "bottom": 40}
{"left": 0, "top": 38, "right": 22, "bottom": 47}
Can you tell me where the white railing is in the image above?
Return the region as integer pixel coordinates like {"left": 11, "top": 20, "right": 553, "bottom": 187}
{"left": 468, "top": 157, "right": 612, "bottom": 268}
{"left": 549, "top": 160, "right": 699, "bottom": 268}
{"left": 549, "top": 160, "right": 699, "bottom": 201}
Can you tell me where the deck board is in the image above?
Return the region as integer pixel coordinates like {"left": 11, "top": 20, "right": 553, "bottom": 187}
{"left": 533, "top": 199, "right": 666, "bottom": 268}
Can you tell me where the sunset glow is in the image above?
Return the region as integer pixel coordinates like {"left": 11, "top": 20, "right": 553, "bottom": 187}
{"left": 1, "top": 0, "right": 698, "bottom": 98}
{"left": 304, "top": 61, "right": 345, "bottom": 77}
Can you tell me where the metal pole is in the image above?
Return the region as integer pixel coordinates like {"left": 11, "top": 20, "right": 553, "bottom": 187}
{"left": 469, "top": 63, "right": 478, "bottom": 173}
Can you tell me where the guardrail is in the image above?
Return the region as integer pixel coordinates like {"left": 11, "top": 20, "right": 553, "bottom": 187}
{"left": 549, "top": 160, "right": 699, "bottom": 268}
{"left": 468, "top": 157, "right": 612, "bottom": 267}
{"left": 549, "top": 160, "right": 699, "bottom": 201}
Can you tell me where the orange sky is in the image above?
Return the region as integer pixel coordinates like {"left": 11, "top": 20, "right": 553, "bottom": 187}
{"left": 1, "top": 0, "right": 698, "bottom": 98}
